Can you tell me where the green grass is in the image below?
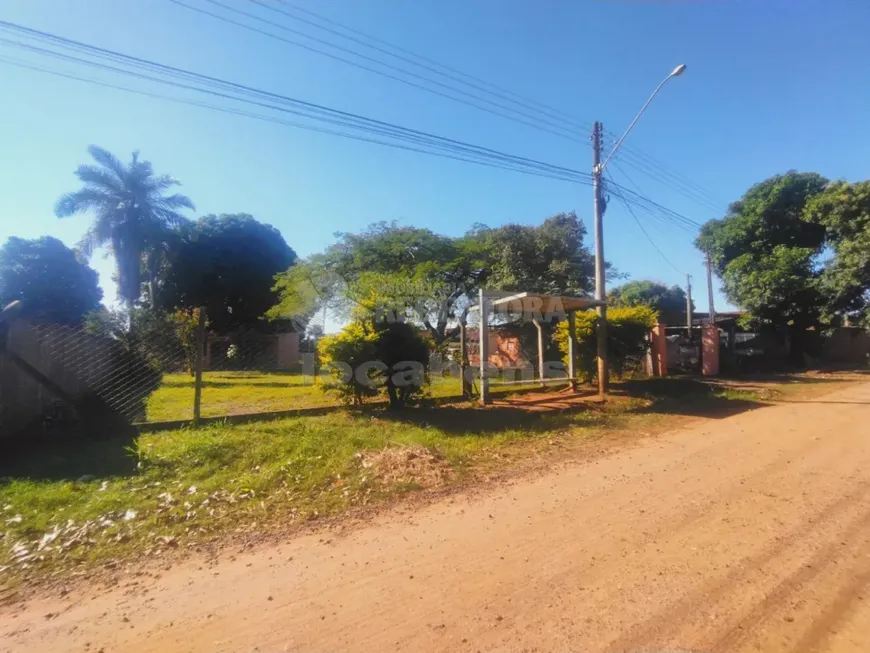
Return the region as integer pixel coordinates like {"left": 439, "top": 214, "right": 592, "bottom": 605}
{"left": 1, "top": 376, "right": 794, "bottom": 589}
{"left": 145, "top": 371, "right": 539, "bottom": 422}
{"left": 146, "top": 371, "right": 336, "bottom": 422}
{"left": 1, "top": 406, "right": 601, "bottom": 585}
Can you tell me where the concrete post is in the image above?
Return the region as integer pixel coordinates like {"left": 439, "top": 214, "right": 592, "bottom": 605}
{"left": 702, "top": 323, "right": 720, "bottom": 376}
{"left": 650, "top": 324, "right": 668, "bottom": 377}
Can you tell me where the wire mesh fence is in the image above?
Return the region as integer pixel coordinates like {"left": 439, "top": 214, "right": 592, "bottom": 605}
{"left": 1, "top": 303, "right": 657, "bottom": 438}
{"left": 0, "top": 310, "right": 306, "bottom": 432}
{"left": 1, "top": 315, "right": 192, "bottom": 439}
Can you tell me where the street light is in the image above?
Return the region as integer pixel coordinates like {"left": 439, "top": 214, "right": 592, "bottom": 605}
{"left": 591, "top": 64, "right": 687, "bottom": 398}
{"left": 599, "top": 64, "right": 687, "bottom": 174}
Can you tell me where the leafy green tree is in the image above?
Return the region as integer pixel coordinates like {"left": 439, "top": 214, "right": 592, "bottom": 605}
{"left": 609, "top": 280, "right": 690, "bottom": 325}
{"left": 554, "top": 306, "right": 657, "bottom": 381}
{"left": 0, "top": 236, "right": 103, "bottom": 324}
{"left": 274, "top": 222, "right": 487, "bottom": 346}
{"left": 55, "top": 146, "right": 194, "bottom": 309}
{"left": 317, "top": 320, "right": 430, "bottom": 408}
{"left": 273, "top": 214, "right": 597, "bottom": 346}
{"left": 472, "top": 212, "right": 596, "bottom": 295}
{"left": 267, "top": 254, "right": 345, "bottom": 331}
{"left": 696, "top": 171, "right": 829, "bottom": 365}
{"left": 157, "top": 214, "right": 297, "bottom": 332}
{"left": 805, "top": 180, "right": 870, "bottom": 324}
{"left": 327, "top": 221, "right": 460, "bottom": 278}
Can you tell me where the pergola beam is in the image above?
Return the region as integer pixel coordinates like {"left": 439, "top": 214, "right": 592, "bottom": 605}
{"left": 473, "top": 290, "right": 604, "bottom": 405}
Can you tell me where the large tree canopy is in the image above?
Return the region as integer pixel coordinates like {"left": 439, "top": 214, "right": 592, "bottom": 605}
{"left": 609, "top": 280, "right": 690, "bottom": 325}
{"left": 55, "top": 146, "right": 194, "bottom": 308}
{"left": 270, "top": 213, "right": 597, "bottom": 345}
{"left": 273, "top": 222, "right": 488, "bottom": 345}
{"left": 157, "top": 213, "right": 297, "bottom": 332}
{"left": 696, "top": 171, "right": 829, "bottom": 363}
{"left": 0, "top": 236, "right": 103, "bottom": 324}
{"left": 805, "top": 180, "right": 870, "bottom": 324}
{"left": 473, "top": 212, "right": 596, "bottom": 295}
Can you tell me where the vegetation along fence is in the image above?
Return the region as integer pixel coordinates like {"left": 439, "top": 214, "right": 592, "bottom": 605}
{"left": 0, "top": 307, "right": 307, "bottom": 440}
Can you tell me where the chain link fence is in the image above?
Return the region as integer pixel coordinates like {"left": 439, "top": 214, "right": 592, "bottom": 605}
{"left": 0, "top": 308, "right": 321, "bottom": 438}
{"left": 1, "top": 313, "right": 191, "bottom": 438}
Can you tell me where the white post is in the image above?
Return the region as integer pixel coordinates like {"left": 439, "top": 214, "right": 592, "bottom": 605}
{"left": 532, "top": 318, "right": 545, "bottom": 388}
{"left": 478, "top": 288, "right": 490, "bottom": 406}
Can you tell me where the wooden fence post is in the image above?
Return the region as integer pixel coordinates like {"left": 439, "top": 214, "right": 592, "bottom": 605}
{"left": 193, "top": 307, "right": 206, "bottom": 425}
{"left": 459, "top": 321, "right": 470, "bottom": 398}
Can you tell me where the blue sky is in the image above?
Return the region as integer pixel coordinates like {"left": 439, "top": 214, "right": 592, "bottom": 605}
{"left": 2, "top": 0, "right": 869, "bottom": 324}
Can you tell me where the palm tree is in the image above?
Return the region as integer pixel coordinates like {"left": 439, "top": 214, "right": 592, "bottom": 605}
{"left": 55, "top": 146, "right": 195, "bottom": 312}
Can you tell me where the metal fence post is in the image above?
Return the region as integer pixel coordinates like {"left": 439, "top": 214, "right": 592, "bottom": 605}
{"left": 193, "top": 306, "right": 206, "bottom": 425}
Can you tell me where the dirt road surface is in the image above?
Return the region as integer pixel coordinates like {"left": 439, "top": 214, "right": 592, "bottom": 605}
{"left": 4, "top": 382, "right": 870, "bottom": 653}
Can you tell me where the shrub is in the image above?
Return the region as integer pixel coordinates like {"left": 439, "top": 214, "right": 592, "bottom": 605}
{"left": 554, "top": 306, "right": 658, "bottom": 381}
{"left": 317, "top": 321, "right": 431, "bottom": 408}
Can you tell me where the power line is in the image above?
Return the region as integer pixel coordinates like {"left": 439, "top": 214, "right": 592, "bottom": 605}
{"left": 0, "top": 55, "right": 584, "bottom": 183}
{"left": 167, "top": 0, "right": 587, "bottom": 143}
{"left": 0, "top": 20, "right": 592, "bottom": 184}
{"left": 601, "top": 132, "right": 724, "bottom": 214}
{"left": 610, "top": 160, "right": 700, "bottom": 234}
{"left": 0, "top": 19, "right": 702, "bottom": 233}
{"left": 609, "top": 160, "right": 705, "bottom": 232}
{"left": 606, "top": 130, "right": 724, "bottom": 208}
{"left": 254, "top": 0, "right": 595, "bottom": 132}
{"left": 260, "top": 0, "right": 724, "bottom": 212}
{"left": 613, "top": 185, "right": 703, "bottom": 233}
{"left": 611, "top": 145, "right": 724, "bottom": 213}
{"left": 605, "top": 171, "right": 685, "bottom": 276}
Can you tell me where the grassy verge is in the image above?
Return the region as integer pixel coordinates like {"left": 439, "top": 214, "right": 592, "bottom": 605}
{"left": 0, "top": 374, "right": 851, "bottom": 592}
{"left": 145, "top": 371, "right": 532, "bottom": 422}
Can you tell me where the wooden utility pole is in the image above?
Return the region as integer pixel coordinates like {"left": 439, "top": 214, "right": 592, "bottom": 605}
{"left": 193, "top": 306, "right": 206, "bottom": 425}
{"left": 706, "top": 252, "right": 716, "bottom": 326}
{"left": 686, "top": 274, "right": 693, "bottom": 339}
{"left": 459, "top": 321, "right": 470, "bottom": 398}
{"left": 592, "top": 121, "right": 609, "bottom": 397}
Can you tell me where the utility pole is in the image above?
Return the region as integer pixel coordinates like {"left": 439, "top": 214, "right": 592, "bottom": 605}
{"left": 592, "top": 121, "right": 609, "bottom": 397}
{"left": 588, "top": 65, "right": 686, "bottom": 397}
{"left": 706, "top": 252, "right": 716, "bottom": 326}
{"left": 686, "top": 274, "right": 693, "bottom": 339}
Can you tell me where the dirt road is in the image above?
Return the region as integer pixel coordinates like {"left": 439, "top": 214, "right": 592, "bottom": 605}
{"left": 5, "top": 382, "right": 870, "bottom": 653}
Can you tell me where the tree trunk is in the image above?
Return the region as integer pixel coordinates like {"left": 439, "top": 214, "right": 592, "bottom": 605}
{"left": 386, "top": 380, "right": 401, "bottom": 409}
{"left": 788, "top": 324, "right": 807, "bottom": 369}
{"left": 126, "top": 299, "right": 135, "bottom": 336}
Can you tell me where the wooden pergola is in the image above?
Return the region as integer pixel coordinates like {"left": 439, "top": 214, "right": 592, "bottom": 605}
{"left": 464, "top": 290, "right": 606, "bottom": 405}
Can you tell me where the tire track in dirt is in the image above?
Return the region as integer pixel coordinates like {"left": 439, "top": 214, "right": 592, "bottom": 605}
{"left": 232, "top": 412, "right": 859, "bottom": 649}
{"left": 787, "top": 570, "right": 870, "bottom": 652}
{"left": 4, "top": 382, "right": 870, "bottom": 653}
{"left": 708, "top": 503, "right": 870, "bottom": 652}
{"left": 603, "top": 480, "right": 870, "bottom": 652}
{"left": 516, "top": 408, "right": 864, "bottom": 613}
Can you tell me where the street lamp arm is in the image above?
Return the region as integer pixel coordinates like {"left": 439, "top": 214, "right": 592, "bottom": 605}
{"left": 599, "top": 64, "right": 686, "bottom": 173}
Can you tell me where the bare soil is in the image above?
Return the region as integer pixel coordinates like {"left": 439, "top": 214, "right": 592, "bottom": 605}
{"left": 3, "top": 381, "right": 870, "bottom": 653}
